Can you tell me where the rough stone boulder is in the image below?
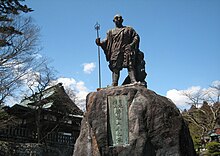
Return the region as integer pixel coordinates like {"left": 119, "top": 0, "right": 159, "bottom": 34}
{"left": 73, "top": 84, "right": 196, "bottom": 156}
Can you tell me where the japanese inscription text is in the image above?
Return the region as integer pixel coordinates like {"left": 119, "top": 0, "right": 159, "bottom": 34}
{"left": 108, "top": 95, "right": 129, "bottom": 146}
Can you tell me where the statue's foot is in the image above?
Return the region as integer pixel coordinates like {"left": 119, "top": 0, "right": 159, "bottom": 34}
{"left": 131, "top": 80, "right": 137, "bottom": 84}
{"left": 112, "top": 82, "right": 118, "bottom": 86}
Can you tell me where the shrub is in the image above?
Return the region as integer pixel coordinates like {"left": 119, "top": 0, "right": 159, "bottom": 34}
{"left": 206, "top": 142, "right": 220, "bottom": 155}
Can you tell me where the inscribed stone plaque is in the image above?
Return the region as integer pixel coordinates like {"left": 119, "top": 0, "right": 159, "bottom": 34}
{"left": 108, "top": 95, "right": 129, "bottom": 146}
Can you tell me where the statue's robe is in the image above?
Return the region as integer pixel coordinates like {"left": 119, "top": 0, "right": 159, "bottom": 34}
{"left": 100, "top": 26, "right": 140, "bottom": 71}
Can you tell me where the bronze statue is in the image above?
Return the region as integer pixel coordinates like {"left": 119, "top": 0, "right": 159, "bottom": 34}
{"left": 96, "top": 14, "right": 147, "bottom": 86}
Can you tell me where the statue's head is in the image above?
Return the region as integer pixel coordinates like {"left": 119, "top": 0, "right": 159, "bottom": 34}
{"left": 113, "top": 14, "right": 123, "bottom": 27}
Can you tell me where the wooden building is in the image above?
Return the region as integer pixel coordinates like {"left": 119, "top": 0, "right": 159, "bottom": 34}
{"left": 0, "top": 83, "right": 83, "bottom": 155}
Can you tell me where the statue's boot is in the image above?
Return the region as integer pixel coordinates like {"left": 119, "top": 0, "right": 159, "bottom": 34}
{"left": 128, "top": 69, "right": 137, "bottom": 84}
{"left": 112, "top": 71, "right": 119, "bottom": 86}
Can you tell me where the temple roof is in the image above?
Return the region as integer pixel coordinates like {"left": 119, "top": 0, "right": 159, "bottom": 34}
{"left": 15, "top": 83, "right": 83, "bottom": 116}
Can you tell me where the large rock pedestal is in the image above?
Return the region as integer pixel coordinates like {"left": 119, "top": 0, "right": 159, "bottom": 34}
{"left": 73, "top": 84, "right": 196, "bottom": 156}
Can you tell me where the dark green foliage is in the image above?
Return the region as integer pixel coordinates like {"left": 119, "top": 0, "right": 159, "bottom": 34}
{"left": 206, "top": 142, "right": 220, "bottom": 155}
{"left": 192, "top": 136, "right": 202, "bottom": 150}
{"left": 0, "top": 0, "right": 32, "bottom": 15}
{"left": 182, "top": 102, "right": 220, "bottom": 152}
{"left": 0, "top": 0, "right": 32, "bottom": 46}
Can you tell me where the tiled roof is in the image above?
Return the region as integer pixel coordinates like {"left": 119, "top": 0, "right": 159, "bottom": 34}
{"left": 18, "top": 83, "right": 83, "bottom": 115}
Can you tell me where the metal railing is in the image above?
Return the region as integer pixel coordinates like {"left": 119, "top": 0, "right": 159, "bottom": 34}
{"left": 0, "top": 126, "right": 76, "bottom": 145}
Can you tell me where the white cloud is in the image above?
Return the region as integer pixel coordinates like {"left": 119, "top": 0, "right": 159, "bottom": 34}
{"left": 166, "top": 80, "right": 220, "bottom": 110}
{"left": 55, "top": 77, "right": 76, "bottom": 88}
{"left": 185, "top": 86, "right": 202, "bottom": 94}
{"left": 83, "top": 62, "right": 96, "bottom": 74}
{"left": 212, "top": 80, "right": 220, "bottom": 87}
{"left": 75, "top": 81, "right": 87, "bottom": 91}
{"left": 166, "top": 86, "right": 204, "bottom": 109}
{"left": 166, "top": 89, "right": 190, "bottom": 108}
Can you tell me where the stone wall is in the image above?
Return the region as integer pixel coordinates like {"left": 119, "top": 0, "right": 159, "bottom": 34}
{"left": 0, "top": 141, "right": 73, "bottom": 156}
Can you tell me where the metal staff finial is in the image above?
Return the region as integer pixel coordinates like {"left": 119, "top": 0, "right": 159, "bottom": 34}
{"left": 94, "top": 22, "right": 100, "bottom": 36}
{"left": 94, "top": 22, "right": 101, "bottom": 88}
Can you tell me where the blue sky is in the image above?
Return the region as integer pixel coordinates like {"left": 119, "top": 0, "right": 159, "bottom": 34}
{"left": 24, "top": 0, "right": 220, "bottom": 109}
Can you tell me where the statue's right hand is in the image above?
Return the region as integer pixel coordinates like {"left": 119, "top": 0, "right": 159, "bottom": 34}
{"left": 95, "top": 38, "right": 101, "bottom": 46}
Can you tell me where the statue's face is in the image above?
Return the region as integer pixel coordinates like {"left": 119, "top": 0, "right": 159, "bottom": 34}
{"left": 113, "top": 16, "right": 123, "bottom": 27}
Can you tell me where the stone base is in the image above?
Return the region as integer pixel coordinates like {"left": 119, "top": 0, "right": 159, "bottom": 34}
{"left": 73, "top": 84, "right": 196, "bottom": 156}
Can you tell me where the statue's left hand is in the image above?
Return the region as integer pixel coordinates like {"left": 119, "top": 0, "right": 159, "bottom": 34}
{"left": 95, "top": 38, "right": 101, "bottom": 46}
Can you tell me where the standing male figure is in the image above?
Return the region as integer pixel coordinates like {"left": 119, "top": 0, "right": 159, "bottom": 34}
{"left": 96, "top": 14, "right": 140, "bottom": 86}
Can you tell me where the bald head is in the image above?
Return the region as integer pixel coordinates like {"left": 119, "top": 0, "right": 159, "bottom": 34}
{"left": 113, "top": 14, "right": 123, "bottom": 21}
{"left": 113, "top": 14, "right": 123, "bottom": 28}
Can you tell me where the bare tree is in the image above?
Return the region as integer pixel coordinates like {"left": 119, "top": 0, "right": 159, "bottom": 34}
{"left": 181, "top": 82, "right": 220, "bottom": 108}
{"left": 181, "top": 88, "right": 206, "bottom": 108}
{"left": 208, "top": 82, "right": 220, "bottom": 104}
{"left": 204, "top": 81, "right": 220, "bottom": 129}
{"left": 0, "top": 15, "right": 42, "bottom": 105}
{"left": 0, "top": 1, "right": 38, "bottom": 106}
{"left": 24, "top": 63, "right": 56, "bottom": 143}
{"left": 181, "top": 82, "right": 220, "bottom": 149}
